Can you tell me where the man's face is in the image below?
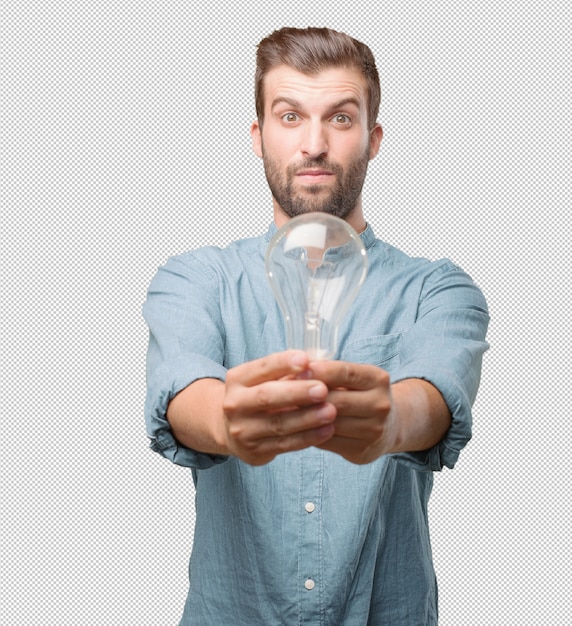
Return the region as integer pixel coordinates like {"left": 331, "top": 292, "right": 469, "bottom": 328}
{"left": 251, "top": 65, "right": 382, "bottom": 230}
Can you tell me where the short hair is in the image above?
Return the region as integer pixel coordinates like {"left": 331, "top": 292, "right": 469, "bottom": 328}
{"left": 255, "top": 27, "right": 381, "bottom": 129}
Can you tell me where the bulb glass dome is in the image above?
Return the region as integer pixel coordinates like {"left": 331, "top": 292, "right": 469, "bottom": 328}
{"left": 265, "top": 213, "right": 368, "bottom": 359}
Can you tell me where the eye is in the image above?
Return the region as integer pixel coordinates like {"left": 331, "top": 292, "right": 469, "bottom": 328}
{"left": 332, "top": 113, "right": 352, "bottom": 126}
{"left": 282, "top": 112, "right": 300, "bottom": 123}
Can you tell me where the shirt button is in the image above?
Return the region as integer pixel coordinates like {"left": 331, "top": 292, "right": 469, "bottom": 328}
{"left": 305, "top": 579, "right": 315, "bottom": 590}
{"left": 305, "top": 502, "right": 315, "bottom": 513}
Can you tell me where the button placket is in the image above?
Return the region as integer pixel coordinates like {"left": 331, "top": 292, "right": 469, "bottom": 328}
{"left": 297, "top": 449, "right": 324, "bottom": 620}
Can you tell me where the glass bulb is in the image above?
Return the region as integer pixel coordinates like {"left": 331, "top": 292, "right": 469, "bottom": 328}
{"left": 265, "top": 213, "right": 368, "bottom": 360}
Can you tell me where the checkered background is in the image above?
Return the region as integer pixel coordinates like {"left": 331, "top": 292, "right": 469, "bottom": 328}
{"left": 3, "top": 1, "right": 570, "bottom": 624}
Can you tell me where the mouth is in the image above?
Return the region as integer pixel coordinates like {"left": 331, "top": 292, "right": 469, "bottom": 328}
{"left": 297, "top": 168, "right": 333, "bottom": 176}
{"left": 295, "top": 168, "right": 334, "bottom": 184}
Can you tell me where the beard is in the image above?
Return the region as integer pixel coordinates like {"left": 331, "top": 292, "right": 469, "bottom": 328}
{"left": 261, "top": 147, "right": 370, "bottom": 220}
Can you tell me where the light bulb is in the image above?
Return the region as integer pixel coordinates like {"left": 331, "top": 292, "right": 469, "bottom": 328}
{"left": 265, "top": 213, "right": 368, "bottom": 360}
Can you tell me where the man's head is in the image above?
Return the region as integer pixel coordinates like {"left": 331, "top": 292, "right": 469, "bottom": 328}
{"left": 251, "top": 27, "right": 383, "bottom": 230}
{"left": 255, "top": 27, "right": 381, "bottom": 131}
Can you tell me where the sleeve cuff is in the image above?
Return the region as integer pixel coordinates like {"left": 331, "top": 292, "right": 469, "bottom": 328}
{"left": 390, "top": 366, "right": 473, "bottom": 471}
{"left": 145, "top": 353, "right": 230, "bottom": 469}
{"left": 148, "top": 428, "right": 229, "bottom": 470}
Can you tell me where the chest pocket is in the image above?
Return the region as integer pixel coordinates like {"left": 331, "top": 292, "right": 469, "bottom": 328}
{"left": 339, "top": 333, "right": 402, "bottom": 373}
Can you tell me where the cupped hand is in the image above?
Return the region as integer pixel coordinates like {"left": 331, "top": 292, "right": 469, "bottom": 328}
{"left": 304, "top": 359, "right": 397, "bottom": 464}
{"left": 222, "top": 351, "right": 336, "bottom": 465}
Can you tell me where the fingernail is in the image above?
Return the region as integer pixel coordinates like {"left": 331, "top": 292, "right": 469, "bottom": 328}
{"left": 290, "top": 352, "right": 307, "bottom": 368}
{"left": 316, "top": 405, "right": 334, "bottom": 422}
{"left": 309, "top": 384, "right": 326, "bottom": 400}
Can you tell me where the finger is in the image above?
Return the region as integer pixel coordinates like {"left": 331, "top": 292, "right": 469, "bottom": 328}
{"left": 324, "top": 387, "right": 391, "bottom": 418}
{"left": 230, "top": 402, "right": 336, "bottom": 442}
{"left": 224, "top": 378, "right": 329, "bottom": 415}
{"left": 322, "top": 411, "right": 392, "bottom": 445}
{"left": 228, "top": 350, "right": 310, "bottom": 387}
{"left": 309, "top": 360, "right": 390, "bottom": 392}
{"left": 239, "top": 421, "right": 336, "bottom": 465}
{"left": 320, "top": 412, "right": 370, "bottom": 438}
{"left": 269, "top": 423, "right": 336, "bottom": 455}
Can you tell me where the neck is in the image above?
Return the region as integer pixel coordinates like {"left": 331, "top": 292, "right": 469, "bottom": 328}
{"left": 273, "top": 203, "right": 367, "bottom": 233}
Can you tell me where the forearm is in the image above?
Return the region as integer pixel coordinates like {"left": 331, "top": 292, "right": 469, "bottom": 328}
{"left": 165, "top": 351, "right": 336, "bottom": 466}
{"left": 166, "top": 378, "right": 229, "bottom": 456}
{"left": 389, "top": 378, "right": 452, "bottom": 454}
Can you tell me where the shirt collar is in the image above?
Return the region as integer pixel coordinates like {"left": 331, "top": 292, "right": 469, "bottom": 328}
{"left": 264, "top": 220, "right": 377, "bottom": 249}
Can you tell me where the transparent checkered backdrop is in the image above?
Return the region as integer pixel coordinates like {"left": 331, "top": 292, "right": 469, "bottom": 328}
{"left": 3, "top": 1, "right": 570, "bottom": 625}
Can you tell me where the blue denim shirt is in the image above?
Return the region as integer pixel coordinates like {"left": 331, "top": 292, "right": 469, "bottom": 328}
{"left": 143, "top": 223, "right": 489, "bottom": 625}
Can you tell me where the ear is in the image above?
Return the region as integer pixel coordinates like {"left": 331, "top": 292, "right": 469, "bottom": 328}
{"left": 251, "top": 120, "right": 263, "bottom": 158}
{"left": 368, "top": 123, "right": 383, "bottom": 159}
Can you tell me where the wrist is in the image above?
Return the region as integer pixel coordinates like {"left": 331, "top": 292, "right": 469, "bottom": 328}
{"left": 388, "top": 379, "right": 451, "bottom": 453}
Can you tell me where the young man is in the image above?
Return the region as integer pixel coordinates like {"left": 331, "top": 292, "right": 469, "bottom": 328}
{"left": 143, "top": 27, "right": 489, "bottom": 625}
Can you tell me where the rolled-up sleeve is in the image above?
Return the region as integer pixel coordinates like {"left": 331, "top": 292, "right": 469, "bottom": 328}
{"left": 391, "top": 261, "right": 490, "bottom": 471}
{"left": 142, "top": 252, "right": 229, "bottom": 469}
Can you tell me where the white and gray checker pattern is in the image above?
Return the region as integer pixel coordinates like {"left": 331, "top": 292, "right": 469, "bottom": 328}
{"left": 3, "top": 2, "right": 570, "bottom": 624}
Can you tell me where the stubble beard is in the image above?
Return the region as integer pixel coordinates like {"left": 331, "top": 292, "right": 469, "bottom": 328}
{"left": 262, "top": 148, "right": 370, "bottom": 220}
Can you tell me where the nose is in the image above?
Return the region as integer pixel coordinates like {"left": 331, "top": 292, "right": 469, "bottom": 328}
{"left": 300, "top": 120, "right": 328, "bottom": 159}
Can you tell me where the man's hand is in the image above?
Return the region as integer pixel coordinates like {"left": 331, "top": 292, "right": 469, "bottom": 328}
{"left": 221, "top": 351, "right": 337, "bottom": 465}
{"left": 306, "top": 360, "right": 452, "bottom": 465}
{"left": 300, "top": 360, "right": 396, "bottom": 464}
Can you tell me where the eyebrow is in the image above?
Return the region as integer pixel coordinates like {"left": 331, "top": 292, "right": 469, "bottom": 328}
{"left": 270, "top": 96, "right": 362, "bottom": 112}
{"left": 270, "top": 96, "right": 302, "bottom": 111}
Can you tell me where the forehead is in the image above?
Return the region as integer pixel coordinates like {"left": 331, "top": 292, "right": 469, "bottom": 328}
{"left": 263, "top": 65, "right": 368, "bottom": 111}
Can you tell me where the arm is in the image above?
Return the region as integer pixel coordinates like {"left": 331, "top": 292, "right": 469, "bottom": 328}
{"left": 166, "top": 378, "right": 228, "bottom": 457}
{"left": 167, "top": 354, "right": 450, "bottom": 467}
{"left": 306, "top": 360, "right": 451, "bottom": 465}
{"left": 167, "top": 351, "right": 337, "bottom": 466}
{"left": 390, "top": 378, "right": 451, "bottom": 453}
{"left": 144, "top": 253, "right": 338, "bottom": 467}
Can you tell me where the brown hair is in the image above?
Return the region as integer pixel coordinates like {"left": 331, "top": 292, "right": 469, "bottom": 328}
{"left": 254, "top": 27, "right": 381, "bottom": 129}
